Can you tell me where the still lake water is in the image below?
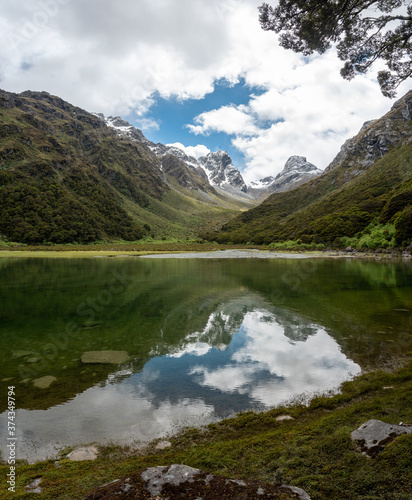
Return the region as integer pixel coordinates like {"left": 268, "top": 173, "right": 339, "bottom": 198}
{"left": 0, "top": 255, "right": 411, "bottom": 462}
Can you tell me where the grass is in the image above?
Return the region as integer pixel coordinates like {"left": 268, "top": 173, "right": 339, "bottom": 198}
{"left": 1, "top": 357, "right": 411, "bottom": 499}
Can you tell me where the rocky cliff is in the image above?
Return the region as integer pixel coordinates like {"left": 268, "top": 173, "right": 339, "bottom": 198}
{"left": 198, "top": 151, "right": 248, "bottom": 193}
{"left": 325, "top": 90, "right": 412, "bottom": 179}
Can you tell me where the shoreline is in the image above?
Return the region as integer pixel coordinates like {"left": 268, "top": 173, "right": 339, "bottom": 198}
{"left": 0, "top": 247, "right": 408, "bottom": 259}
{"left": 1, "top": 358, "right": 410, "bottom": 499}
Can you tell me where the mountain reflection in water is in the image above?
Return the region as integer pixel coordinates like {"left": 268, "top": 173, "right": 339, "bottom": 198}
{"left": 0, "top": 256, "right": 411, "bottom": 463}
{"left": 5, "top": 300, "right": 359, "bottom": 463}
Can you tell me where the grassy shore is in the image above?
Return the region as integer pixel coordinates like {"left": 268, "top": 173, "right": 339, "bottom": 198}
{"left": 0, "top": 241, "right": 404, "bottom": 259}
{"left": 1, "top": 357, "right": 411, "bottom": 499}
{"left": 0, "top": 242, "right": 258, "bottom": 258}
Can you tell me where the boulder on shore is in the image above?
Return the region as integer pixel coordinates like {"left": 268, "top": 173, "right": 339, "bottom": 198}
{"left": 351, "top": 419, "right": 412, "bottom": 457}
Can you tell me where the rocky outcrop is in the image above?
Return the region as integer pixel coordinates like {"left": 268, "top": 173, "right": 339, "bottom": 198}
{"left": 249, "top": 156, "right": 322, "bottom": 197}
{"left": 83, "top": 464, "right": 312, "bottom": 499}
{"left": 325, "top": 90, "right": 412, "bottom": 175}
{"left": 150, "top": 143, "right": 201, "bottom": 170}
{"left": 198, "top": 151, "right": 248, "bottom": 193}
{"left": 161, "top": 154, "right": 215, "bottom": 192}
{"left": 106, "top": 116, "right": 147, "bottom": 142}
{"left": 351, "top": 419, "right": 412, "bottom": 457}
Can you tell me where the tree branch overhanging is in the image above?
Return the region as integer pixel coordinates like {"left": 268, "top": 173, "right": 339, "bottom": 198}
{"left": 258, "top": 0, "right": 412, "bottom": 97}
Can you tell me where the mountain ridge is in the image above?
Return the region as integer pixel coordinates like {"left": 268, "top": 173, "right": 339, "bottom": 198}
{"left": 0, "top": 89, "right": 255, "bottom": 244}
{"left": 99, "top": 113, "right": 320, "bottom": 199}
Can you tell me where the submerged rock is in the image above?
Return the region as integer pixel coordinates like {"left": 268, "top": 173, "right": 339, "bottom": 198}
{"left": 81, "top": 351, "right": 131, "bottom": 364}
{"left": 11, "top": 350, "right": 34, "bottom": 359}
{"left": 32, "top": 376, "right": 57, "bottom": 389}
{"left": 351, "top": 419, "right": 412, "bottom": 457}
{"left": 83, "top": 463, "right": 311, "bottom": 499}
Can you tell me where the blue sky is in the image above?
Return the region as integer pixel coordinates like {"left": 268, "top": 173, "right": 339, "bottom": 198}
{"left": 127, "top": 78, "right": 266, "bottom": 168}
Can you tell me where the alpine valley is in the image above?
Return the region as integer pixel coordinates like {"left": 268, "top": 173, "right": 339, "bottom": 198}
{"left": 0, "top": 88, "right": 411, "bottom": 248}
{"left": 204, "top": 90, "right": 412, "bottom": 249}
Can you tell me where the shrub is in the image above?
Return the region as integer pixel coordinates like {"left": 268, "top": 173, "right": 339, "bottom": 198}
{"left": 394, "top": 206, "right": 412, "bottom": 245}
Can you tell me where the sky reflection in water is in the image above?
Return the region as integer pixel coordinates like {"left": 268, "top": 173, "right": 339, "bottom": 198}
{"left": 8, "top": 304, "right": 359, "bottom": 462}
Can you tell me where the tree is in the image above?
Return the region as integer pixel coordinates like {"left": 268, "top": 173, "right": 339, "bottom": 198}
{"left": 258, "top": 0, "right": 412, "bottom": 97}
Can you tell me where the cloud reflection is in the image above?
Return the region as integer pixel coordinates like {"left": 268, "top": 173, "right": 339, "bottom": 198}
{"left": 188, "top": 310, "right": 361, "bottom": 406}
{"left": 4, "top": 305, "right": 361, "bottom": 463}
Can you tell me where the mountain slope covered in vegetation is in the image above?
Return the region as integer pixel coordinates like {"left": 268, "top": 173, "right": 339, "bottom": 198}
{"left": 0, "top": 90, "right": 253, "bottom": 244}
{"left": 204, "top": 91, "right": 412, "bottom": 248}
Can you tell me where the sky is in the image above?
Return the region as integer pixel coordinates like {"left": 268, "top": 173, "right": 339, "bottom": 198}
{"left": 0, "top": 0, "right": 410, "bottom": 182}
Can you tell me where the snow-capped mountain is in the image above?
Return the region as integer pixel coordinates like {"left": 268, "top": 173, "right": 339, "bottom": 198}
{"left": 149, "top": 143, "right": 201, "bottom": 171}
{"left": 94, "top": 114, "right": 147, "bottom": 143}
{"left": 198, "top": 151, "right": 248, "bottom": 193}
{"left": 249, "top": 156, "right": 323, "bottom": 197}
{"left": 97, "top": 114, "right": 250, "bottom": 196}
{"left": 95, "top": 114, "right": 322, "bottom": 200}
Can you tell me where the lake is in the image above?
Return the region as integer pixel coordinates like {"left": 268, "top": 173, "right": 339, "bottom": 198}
{"left": 0, "top": 254, "right": 411, "bottom": 463}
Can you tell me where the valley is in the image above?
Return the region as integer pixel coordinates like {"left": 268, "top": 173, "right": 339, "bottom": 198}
{"left": 0, "top": 88, "right": 411, "bottom": 251}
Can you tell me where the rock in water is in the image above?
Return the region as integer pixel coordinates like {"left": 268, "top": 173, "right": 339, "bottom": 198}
{"left": 83, "top": 464, "right": 312, "bottom": 499}
{"left": 81, "top": 351, "right": 131, "bottom": 364}
{"left": 351, "top": 419, "right": 412, "bottom": 457}
{"left": 32, "top": 376, "right": 58, "bottom": 389}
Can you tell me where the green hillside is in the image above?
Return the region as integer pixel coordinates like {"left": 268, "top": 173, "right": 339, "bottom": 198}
{"left": 0, "top": 90, "right": 252, "bottom": 245}
{"left": 204, "top": 91, "right": 412, "bottom": 249}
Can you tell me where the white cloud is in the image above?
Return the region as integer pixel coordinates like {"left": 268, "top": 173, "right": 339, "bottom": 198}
{"left": 166, "top": 142, "right": 211, "bottom": 159}
{"left": 187, "top": 105, "right": 260, "bottom": 137}
{"left": 0, "top": 0, "right": 410, "bottom": 181}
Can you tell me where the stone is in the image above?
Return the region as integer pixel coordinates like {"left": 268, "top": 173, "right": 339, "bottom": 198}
{"left": 276, "top": 415, "right": 295, "bottom": 421}
{"left": 83, "top": 464, "right": 312, "bottom": 499}
{"left": 351, "top": 419, "right": 412, "bottom": 457}
{"left": 25, "top": 477, "right": 42, "bottom": 493}
{"left": 27, "top": 357, "right": 41, "bottom": 364}
{"left": 32, "top": 376, "right": 57, "bottom": 389}
{"left": 155, "top": 440, "right": 172, "bottom": 450}
{"left": 11, "top": 350, "right": 34, "bottom": 358}
{"left": 66, "top": 446, "right": 99, "bottom": 461}
{"left": 280, "top": 485, "right": 312, "bottom": 500}
{"left": 81, "top": 350, "right": 131, "bottom": 364}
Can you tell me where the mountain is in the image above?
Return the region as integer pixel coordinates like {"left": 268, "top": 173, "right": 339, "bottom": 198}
{"left": 198, "top": 150, "right": 248, "bottom": 193}
{"left": 248, "top": 156, "right": 323, "bottom": 198}
{"left": 0, "top": 90, "right": 254, "bottom": 245}
{"left": 204, "top": 90, "right": 412, "bottom": 247}
{"left": 103, "top": 115, "right": 253, "bottom": 195}
{"left": 100, "top": 114, "right": 321, "bottom": 200}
